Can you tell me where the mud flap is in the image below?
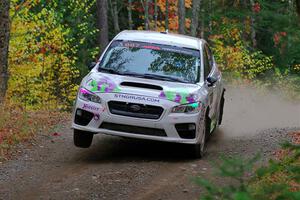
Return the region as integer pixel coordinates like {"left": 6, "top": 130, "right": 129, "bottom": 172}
{"left": 210, "top": 118, "right": 217, "bottom": 133}
{"left": 218, "top": 89, "right": 225, "bottom": 125}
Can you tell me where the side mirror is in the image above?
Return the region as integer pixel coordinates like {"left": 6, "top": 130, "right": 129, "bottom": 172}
{"left": 206, "top": 76, "right": 217, "bottom": 87}
{"left": 88, "top": 62, "right": 97, "bottom": 71}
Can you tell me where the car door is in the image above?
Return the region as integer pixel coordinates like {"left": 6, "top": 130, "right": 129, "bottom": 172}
{"left": 203, "top": 44, "right": 218, "bottom": 127}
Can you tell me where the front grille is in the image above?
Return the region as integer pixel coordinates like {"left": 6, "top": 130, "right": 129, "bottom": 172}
{"left": 100, "top": 122, "right": 167, "bottom": 137}
{"left": 108, "top": 101, "right": 164, "bottom": 120}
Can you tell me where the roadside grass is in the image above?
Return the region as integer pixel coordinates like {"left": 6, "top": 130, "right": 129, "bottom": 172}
{"left": 0, "top": 104, "right": 69, "bottom": 161}
{"left": 196, "top": 131, "right": 300, "bottom": 200}
{"left": 249, "top": 132, "right": 300, "bottom": 198}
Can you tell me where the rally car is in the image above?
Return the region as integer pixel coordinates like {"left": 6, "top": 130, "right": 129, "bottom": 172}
{"left": 72, "top": 30, "right": 225, "bottom": 158}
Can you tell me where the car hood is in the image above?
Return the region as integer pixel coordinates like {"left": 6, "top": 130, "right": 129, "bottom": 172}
{"left": 82, "top": 72, "right": 203, "bottom": 104}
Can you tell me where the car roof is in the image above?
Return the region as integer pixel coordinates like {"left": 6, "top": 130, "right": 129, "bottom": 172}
{"left": 114, "top": 30, "right": 204, "bottom": 50}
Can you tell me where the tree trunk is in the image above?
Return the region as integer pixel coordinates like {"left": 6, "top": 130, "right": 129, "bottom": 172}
{"left": 191, "top": 0, "right": 201, "bottom": 37}
{"left": 148, "top": 0, "right": 153, "bottom": 29}
{"left": 200, "top": 8, "right": 204, "bottom": 38}
{"left": 250, "top": 0, "right": 257, "bottom": 48}
{"left": 128, "top": 0, "right": 133, "bottom": 30}
{"left": 208, "top": 0, "right": 212, "bottom": 33}
{"left": 113, "top": 1, "right": 120, "bottom": 33}
{"left": 0, "top": 0, "right": 10, "bottom": 103}
{"left": 296, "top": 0, "right": 300, "bottom": 23}
{"left": 96, "top": 0, "right": 109, "bottom": 53}
{"left": 109, "top": 0, "right": 120, "bottom": 34}
{"left": 165, "top": 0, "right": 169, "bottom": 30}
{"left": 144, "top": 0, "right": 149, "bottom": 30}
{"left": 154, "top": 0, "right": 158, "bottom": 30}
{"left": 178, "top": 0, "right": 185, "bottom": 34}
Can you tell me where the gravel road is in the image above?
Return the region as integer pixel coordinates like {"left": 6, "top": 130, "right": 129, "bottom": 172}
{"left": 0, "top": 87, "right": 299, "bottom": 200}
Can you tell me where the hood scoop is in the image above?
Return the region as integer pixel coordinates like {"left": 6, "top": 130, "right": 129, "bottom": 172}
{"left": 120, "top": 81, "right": 163, "bottom": 91}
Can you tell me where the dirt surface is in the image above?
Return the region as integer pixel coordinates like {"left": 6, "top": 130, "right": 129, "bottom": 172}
{"left": 0, "top": 87, "right": 299, "bottom": 200}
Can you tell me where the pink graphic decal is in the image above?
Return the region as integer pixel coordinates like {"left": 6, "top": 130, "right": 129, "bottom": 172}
{"left": 94, "top": 114, "right": 100, "bottom": 121}
{"left": 89, "top": 78, "right": 121, "bottom": 93}
{"left": 186, "top": 94, "right": 196, "bottom": 103}
{"left": 82, "top": 103, "right": 100, "bottom": 112}
{"left": 174, "top": 94, "right": 182, "bottom": 103}
{"left": 82, "top": 104, "right": 102, "bottom": 121}
{"left": 159, "top": 91, "right": 166, "bottom": 98}
{"left": 159, "top": 90, "right": 197, "bottom": 104}
{"left": 80, "top": 88, "right": 92, "bottom": 95}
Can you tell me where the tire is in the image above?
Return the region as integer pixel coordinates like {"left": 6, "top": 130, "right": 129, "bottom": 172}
{"left": 192, "top": 113, "right": 210, "bottom": 158}
{"left": 73, "top": 129, "right": 94, "bottom": 148}
{"left": 218, "top": 90, "right": 225, "bottom": 125}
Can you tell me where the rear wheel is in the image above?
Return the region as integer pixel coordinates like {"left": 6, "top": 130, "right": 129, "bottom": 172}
{"left": 73, "top": 129, "right": 94, "bottom": 148}
{"left": 192, "top": 113, "right": 210, "bottom": 158}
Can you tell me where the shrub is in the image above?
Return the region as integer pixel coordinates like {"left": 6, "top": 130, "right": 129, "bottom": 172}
{"left": 209, "top": 21, "right": 274, "bottom": 82}
{"left": 195, "top": 135, "right": 300, "bottom": 200}
{"left": 0, "top": 104, "right": 67, "bottom": 161}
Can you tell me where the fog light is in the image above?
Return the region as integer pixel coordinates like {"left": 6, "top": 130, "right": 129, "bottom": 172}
{"left": 188, "top": 124, "right": 196, "bottom": 130}
{"left": 74, "top": 109, "right": 94, "bottom": 126}
{"left": 76, "top": 109, "right": 82, "bottom": 116}
{"left": 175, "top": 123, "right": 196, "bottom": 139}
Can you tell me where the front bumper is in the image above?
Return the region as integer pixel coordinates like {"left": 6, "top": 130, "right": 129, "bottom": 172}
{"left": 71, "top": 94, "right": 205, "bottom": 144}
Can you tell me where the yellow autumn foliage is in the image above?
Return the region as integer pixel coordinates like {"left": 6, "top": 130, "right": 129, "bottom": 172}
{"left": 8, "top": 1, "right": 79, "bottom": 110}
{"left": 138, "top": 0, "right": 192, "bottom": 32}
{"left": 210, "top": 18, "right": 274, "bottom": 80}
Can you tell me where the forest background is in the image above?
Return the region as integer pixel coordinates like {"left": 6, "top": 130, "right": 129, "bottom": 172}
{"left": 0, "top": 1, "right": 300, "bottom": 196}
{"left": 0, "top": 0, "right": 300, "bottom": 110}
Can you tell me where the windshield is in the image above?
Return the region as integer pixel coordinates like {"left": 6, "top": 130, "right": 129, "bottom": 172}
{"left": 98, "top": 40, "right": 200, "bottom": 83}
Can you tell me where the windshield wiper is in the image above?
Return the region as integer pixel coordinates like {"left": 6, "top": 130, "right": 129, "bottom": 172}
{"left": 98, "top": 67, "right": 122, "bottom": 75}
{"left": 98, "top": 68, "right": 189, "bottom": 83}
{"left": 142, "top": 73, "right": 189, "bottom": 83}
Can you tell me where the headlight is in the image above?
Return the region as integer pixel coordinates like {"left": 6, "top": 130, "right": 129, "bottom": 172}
{"left": 171, "top": 102, "right": 202, "bottom": 114}
{"left": 79, "top": 88, "right": 101, "bottom": 104}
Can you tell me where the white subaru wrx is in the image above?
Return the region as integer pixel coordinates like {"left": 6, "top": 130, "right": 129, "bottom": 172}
{"left": 72, "top": 30, "right": 225, "bottom": 158}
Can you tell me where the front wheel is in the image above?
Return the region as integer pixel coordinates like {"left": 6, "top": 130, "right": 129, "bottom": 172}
{"left": 73, "top": 129, "right": 94, "bottom": 148}
{"left": 192, "top": 114, "right": 209, "bottom": 158}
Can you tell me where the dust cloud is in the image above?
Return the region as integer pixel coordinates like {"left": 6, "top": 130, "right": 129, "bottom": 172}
{"left": 219, "top": 86, "right": 300, "bottom": 138}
